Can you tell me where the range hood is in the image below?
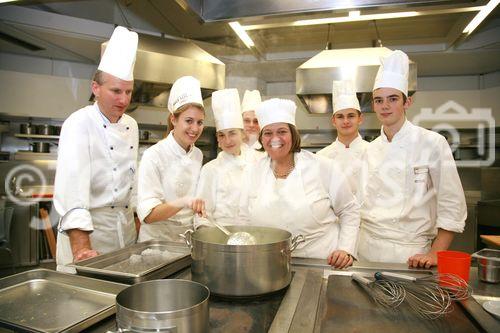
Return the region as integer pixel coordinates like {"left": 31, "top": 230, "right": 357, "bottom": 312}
{"left": 296, "top": 47, "right": 416, "bottom": 114}
{"left": 98, "top": 33, "right": 225, "bottom": 109}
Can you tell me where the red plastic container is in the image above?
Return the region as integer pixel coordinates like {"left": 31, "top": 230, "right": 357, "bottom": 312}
{"left": 437, "top": 250, "right": 472, "bottom": 283}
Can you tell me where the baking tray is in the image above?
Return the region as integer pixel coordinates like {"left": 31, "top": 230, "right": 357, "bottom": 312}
{"left": 71, "top": 240, "right": 191, "bottom": 284}
{"left": 0, "top": 268, "right": 126, "bottom": 333}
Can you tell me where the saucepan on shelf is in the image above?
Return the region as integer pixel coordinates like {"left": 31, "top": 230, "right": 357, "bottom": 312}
{"left": 30, "top": 142, "right": 51, "bottom": 153}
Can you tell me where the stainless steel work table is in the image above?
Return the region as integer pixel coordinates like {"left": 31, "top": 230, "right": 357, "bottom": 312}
{"left": 2, "top": 260, "right": 498, "bottom": 333}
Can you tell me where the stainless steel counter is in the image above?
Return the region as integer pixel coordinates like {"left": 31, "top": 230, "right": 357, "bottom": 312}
{"left": 1, "top": 260, "right": 498, "bottom": 333}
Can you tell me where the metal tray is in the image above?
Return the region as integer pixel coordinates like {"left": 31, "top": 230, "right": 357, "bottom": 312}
{"left": 71, "top": 240, "right": 191, "bottom": 284}
{"left": 0, "top": 268, "right": 127, "bottom": 333}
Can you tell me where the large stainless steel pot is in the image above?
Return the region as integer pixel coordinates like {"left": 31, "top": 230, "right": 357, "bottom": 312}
{"left": 114, "top": 279, "right": 209, "bottom": 333}
{"left": 182, "top": 225, "right": 304, "bottom": 297}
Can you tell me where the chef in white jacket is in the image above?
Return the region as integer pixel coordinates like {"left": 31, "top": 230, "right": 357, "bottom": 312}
{"left": 239, "top": 98, "right": 360, "bottom": 268}
{"left": 136, "top": 76, "right": 205, "bottom": 242}
{"left": 54, "top": 26, "right": 139, "bottom": 273}
{"left": 358, "top": 50, "right": 467, "bottom": 268}
{"left": 317, "top": 80, "right": 369, "bottom": 195}
{"left": 241, "top": 90, "right": 262, "bottom": 150}
{"left": 195, "top": 89, "right": 263, "bottom": 228}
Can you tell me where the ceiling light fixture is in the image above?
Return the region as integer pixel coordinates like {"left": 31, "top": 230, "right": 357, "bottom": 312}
{"left": 229, "top": 21, "right": 255, "bottom": 48}
{"left": 462, "top": 0, "right": 499, "bottom": 35}
{"left": 0, "top": 0, "right": 19, "bottom": 3}
{"left": 348, "top": 10, "right": 361, "bottom": 18}
{"left": 293, "top": 11, "right": 419, "bottom": 26}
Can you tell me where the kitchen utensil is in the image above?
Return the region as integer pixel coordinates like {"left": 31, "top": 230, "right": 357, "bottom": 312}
{"left": 375, "top": 272, "right": 453, "bottom": 319}
{"left": 31, "top": 142, "right": 50, "bottom": 153}
{"left": 351, "top": 273, "right": 405, "bottom": 308}
{"left": 438, "top": 250, "right": 472, "bottom": 283}
{"left": 205, "top": 220, "right": 257, "bottom": 245}
{"left": 71, "top": 240, "right": 191, "bottom": 284}
{"left": 139, "top": 130, "right": 150, "bottom": 140}
{"left": 472, "top": 248, "right": 500, "bottom": 284}
{"left": 375, "top": 271, "right": 472, "bottom": 301}
{"left": 114, "top": 279, "right": 209, "bottom": 333}
{"left": 182, "top": 226, "right": 305, "bottom": 296}
{"left": 19, "top": 123, "right": 35, "bottom": 135}
{"left": 482, "top": 300, "right": 500, "bottom": 320}
{"left": 36, "top": 124, "right": 54, "bottom": 135}
{"left": 0, "top": 269, "right": 126, "bottom": 333}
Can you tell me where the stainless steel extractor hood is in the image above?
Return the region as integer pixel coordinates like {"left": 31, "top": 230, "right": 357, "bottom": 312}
{"left": 296, "top": 47, "right": 416, "bottom": 114}
{"left": 98, "top": 33, "right": 225, "bottom": 109}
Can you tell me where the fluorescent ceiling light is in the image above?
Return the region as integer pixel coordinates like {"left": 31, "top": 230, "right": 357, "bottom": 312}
{"left": 229, "top": 21, "right": 255, "bottom": 48}
{"left": 462, "top": 0, "right": 499, "bottom": 34}
{"left": 293, "top": 11, "right": 419, "bottom": 26}
{"left": 0, "top": 0, "right": 19, "bottom": 3}
{"left": 349, "top": 10, "right": 361, "bottom": 18}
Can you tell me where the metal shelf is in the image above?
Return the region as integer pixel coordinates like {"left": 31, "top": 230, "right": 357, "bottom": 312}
{"left": 14, "top": 134, "right": 60, "bottom": 140}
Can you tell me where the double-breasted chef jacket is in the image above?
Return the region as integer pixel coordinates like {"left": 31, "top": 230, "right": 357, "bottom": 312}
{"left": 136, "top": 132, "right": 202, "bottom": 242}
{"left": 358, "top": 119, "right": 467, "bottom": 263}
{"left": 54, "top": 102, "right": 138, "bottom": 273}
{"left": 317, "top": 134, "right": 369, "bottom": 196}
{"left": 195, "top": 146, "right": 264, "bottom": 228}
{"left": 239, "top": 150, "right": 360, "bottom": 259}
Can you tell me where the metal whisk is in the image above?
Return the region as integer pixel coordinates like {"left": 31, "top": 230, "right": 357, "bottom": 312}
{"left": 375, "top": 272, "right": 454, "bottom": 319}
{"left": 376, "top": 271, "right": 472, "bottom": 300}
{"left": 352, "top": 273, "right": 406, "bottom": 308}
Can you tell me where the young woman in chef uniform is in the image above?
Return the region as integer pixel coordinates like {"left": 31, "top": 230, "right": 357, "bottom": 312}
{"left": 195, "top": 89, "right": 263, "bottom": 228}
{"left": 136, "top": 76, "right": 206, "bottom": 242}
{"left": 239, "top": 98, "right": 360, "bottom": 268}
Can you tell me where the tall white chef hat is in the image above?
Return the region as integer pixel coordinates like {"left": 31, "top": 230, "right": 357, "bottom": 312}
{"left": 241, "top": 90, "right": 262, "bottom": 113}
{"left": 98, "top": 26, "right": 138, "bottom": 81}
{"left": 373, "top": 50, "right": 409, "bottom": 96}
{"left": 256, "top": 98, "right": 296, "bottom": 129}
{"left": 212, "top": 88, "right": 243, "bottom": 131}
{"left": 332, "top": 80, "right": 360, "bottom": 114}
{"left": 168, "top": 76, "right": 204, "bottom": 113}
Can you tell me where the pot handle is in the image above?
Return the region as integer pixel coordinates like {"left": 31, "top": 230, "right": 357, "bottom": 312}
{"left": 179, "top": 229, "right": 193, "bottom": 249}
{"left": 290, "top": 234, "right": 305, "bottom": 252}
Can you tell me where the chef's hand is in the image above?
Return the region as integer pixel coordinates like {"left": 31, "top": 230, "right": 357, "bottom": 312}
{"left": 189, "top": 198, "right": 206, "bottom": 217}
{"left": 73, "top": 248, "right": 99, "bottom": 262}
{"left": 328, "top": 250, "right": 353, "bottom": 269}
{"left": 170, "top": 197, "right": 206, "bottom": 217}
{"left": 408, "top": 252, "right": 437, "bottom": 269}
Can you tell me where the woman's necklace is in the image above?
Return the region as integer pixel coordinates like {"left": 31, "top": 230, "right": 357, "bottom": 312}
{"left": 271, "top": 157, "right": 295, "bottom": 179}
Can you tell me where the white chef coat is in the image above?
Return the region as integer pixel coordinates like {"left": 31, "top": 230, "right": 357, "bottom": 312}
{"left": 244, "top": 140, "right": 262, "bottom": 151}
{"left": 358, "top": 120, "right": 466, "bottom": 263}
{"left": 137, "top": 132, "right": 203, "bottom": 242}
{"left": 239, "top": 150, "right": 360, "bottom": 259}
{"left": 195, "top": 146, "right": 264, "bottom": 228}
{"left": 54, "top": 102, "right": 138, "bottom": 273}
{"left": 317, "top": 134, "right": 369, "bottom": 196}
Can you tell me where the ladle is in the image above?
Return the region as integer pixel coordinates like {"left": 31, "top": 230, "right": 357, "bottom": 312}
{"left": 208, "top": 220, "right": 256, "bottom": 245}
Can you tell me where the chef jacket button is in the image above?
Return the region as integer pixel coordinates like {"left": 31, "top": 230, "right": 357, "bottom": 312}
{"left": 111, "top": 206, "right": 115, "bottom": 209}
{"left": 113, "top": 168, "right": 117, "bottom": 171}
{"left": 130, "top": 146, "right": 133, "bottom": 149}
{"left": 114, "top": 188, "right": 118, "bottom": 192}
{"left": 110, "top": 146, "right": 114, "bottom": 150}
{"left": 125, "top": 205, "right": 129, "bottom": 209}
{"left": 103, "top": 124, "right": 107, "bottom": 128}
{"left": 126, "top": 127, "right": 129, "bottom": 130}
{"left": 129, "top": 187, "right": 133, "bottom": 190}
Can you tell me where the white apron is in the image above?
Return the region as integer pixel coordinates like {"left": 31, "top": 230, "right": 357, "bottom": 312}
{"left": 249, "top": 161, "right": 338, "bottom": 259}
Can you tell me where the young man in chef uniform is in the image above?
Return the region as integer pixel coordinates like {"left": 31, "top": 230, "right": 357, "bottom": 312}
{"left": 241, "top": 90, "right": 262, "bottom": 150}
{"left": 358, "top": 50, "right": 467, "bottom": 268}
{"left": 54, "top": 26, "right": 139, "bottom": 273}
{"left": 195, "top": 89, "right": 263, "bottom": 228}
{"left": 317, "top": 80, "right": 369, "bottom": 196}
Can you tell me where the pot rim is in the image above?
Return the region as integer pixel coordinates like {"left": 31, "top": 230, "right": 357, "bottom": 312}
{"left": 116, "top": 279, "right": 210, "bottom": 316}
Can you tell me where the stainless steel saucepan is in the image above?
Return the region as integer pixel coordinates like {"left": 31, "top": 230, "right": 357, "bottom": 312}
{"left": 181, "top": 225, "right": 305, "bottom": 297}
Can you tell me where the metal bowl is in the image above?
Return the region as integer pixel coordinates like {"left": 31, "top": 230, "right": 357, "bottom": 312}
{"left": 472, "top": 249, "right": 500, "bottom": 284}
